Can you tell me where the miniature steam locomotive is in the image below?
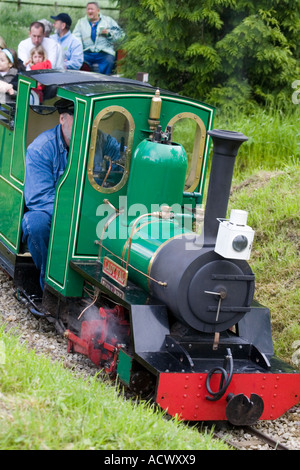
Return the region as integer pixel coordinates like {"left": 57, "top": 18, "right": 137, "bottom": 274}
{"left": 0, "top": 70, "right": 299, "bottom": 425}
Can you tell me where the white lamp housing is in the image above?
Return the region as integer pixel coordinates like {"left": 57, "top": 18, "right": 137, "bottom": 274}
{"left": 214, "top": 210, "right": 255, "bottom": 260}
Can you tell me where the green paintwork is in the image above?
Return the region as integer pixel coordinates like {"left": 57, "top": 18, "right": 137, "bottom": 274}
{"left": 0, "top": 78, "right": 33, "bottom": 252}
{"left": 127, "top": 139, "right": 188, "bottom": 209}
{"left": 101, "top": 215, "right": 192, "bottom": 291}
{"left": 116, "top": 349, "right": 133, "bottom": 385}
{"left": 0, "top": 70, "right": 214, "bottom": 298}
{"left": 73, "top": 94, "right": 214, "bottom": 263}
{"left": 99, "top": 139, "right": 191, "bottom": 291}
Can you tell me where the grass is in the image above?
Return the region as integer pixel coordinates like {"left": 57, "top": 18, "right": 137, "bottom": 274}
{"left": 214, "top": 106, "right": 300, "bottom": 176}
{"left": 227, "top": 164, "right": 300, "bottom": 360}
{"left": 212, "top": 107, "right": 300, "bottom": 361}
{"left": 0, "top": 326, "right": 228, "bottom": 450}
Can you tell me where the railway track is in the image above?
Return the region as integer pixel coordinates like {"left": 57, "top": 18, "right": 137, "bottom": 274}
{"left": 243, "top": 426, "right": 290, "bottom": 450}
{"left": 213, "top": 424, "right": 292, "bottom": 450}
{"left": 0, "top": 271, "right": 299, "bottom": 451}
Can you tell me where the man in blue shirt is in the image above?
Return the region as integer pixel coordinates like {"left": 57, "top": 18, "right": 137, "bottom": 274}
{"left": 73, "top": 2, "right": 124, "bottom": 75}
{"left": 22, "top": 99, "right": 74, "bottom": 290}
{"left": 94, "top": 130, "right": 121, "bottom": 174}
{"left": 51, "top": 13, "right": 83, "bottom": 70}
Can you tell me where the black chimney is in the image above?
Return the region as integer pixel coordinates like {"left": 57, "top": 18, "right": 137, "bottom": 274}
{"left": 204, "top": 129, "right": 248, "bottom": 246}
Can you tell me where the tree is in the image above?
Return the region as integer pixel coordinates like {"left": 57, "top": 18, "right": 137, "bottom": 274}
{"left": 117, "top": 0, "right": 300, "bottom": 109}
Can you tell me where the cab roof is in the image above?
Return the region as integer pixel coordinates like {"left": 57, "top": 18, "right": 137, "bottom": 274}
{"left": 21, "top": 70, "right": 157, "bottom": 96}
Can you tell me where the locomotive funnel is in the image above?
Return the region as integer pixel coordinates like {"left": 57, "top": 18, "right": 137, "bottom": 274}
{"left": 204, "top": 129, "right": 248, "bottom": 247}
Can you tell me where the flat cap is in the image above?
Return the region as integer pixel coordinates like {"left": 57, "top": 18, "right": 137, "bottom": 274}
{"left": 55, "top": 98, "right": 74, "bottom": 115}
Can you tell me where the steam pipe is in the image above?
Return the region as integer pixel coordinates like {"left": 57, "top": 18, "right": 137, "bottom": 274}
{"left": 204, "top": 129, "right": 248, "bottom": 246}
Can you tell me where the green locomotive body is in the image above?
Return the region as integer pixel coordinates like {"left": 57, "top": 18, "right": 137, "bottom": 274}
{"left": 0, "top": 70, "right": 299, "bottom": 425}
{"left": 0, "top": 70, "right": 214, "bottom": 298}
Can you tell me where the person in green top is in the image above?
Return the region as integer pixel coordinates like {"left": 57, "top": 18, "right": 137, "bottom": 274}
{"left": 73, "top": 1, "right": 124, "bottom": 74}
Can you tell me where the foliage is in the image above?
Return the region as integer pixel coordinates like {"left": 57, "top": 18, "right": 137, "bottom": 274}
{"left": 117, "top": 0, "right": 300, "bottom": 109}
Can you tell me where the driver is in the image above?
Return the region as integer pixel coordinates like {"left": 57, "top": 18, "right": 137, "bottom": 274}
{"left": 22, "top": 99, "right": 74, "bottom": 290}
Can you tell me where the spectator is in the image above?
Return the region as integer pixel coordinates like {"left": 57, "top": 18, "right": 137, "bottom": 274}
{"left": 0, "top": 36, "right": 25, "bottom": 72}
{"left": 26, "top": 45, "right": 51, "bottom": 70}
{"left": 51, "top": 13, "right": 83, "bottom": 70}
{"left": 38, "top": 19, "right": 53, "bottom": 37}
{"left": 0, "top": 48, "right": 18, "bottom": 103}
{"left": 26, "top": 45, "right": 52, "bottom": 102}
{"left": 73, "top": 1, "right": 124, "bottom": 75}
{"left": 18, "top": 21, "right": 64, "bottom": 70}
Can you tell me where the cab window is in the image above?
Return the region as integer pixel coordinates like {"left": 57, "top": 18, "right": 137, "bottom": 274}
{"left": 88, "top": 106, "right": 134, "bottom": 193}
{"left": 26, "top": 101, "right": 59, "bottom": 147}
{"left": 167, "top": 113, "right": 206, "bottom": 192}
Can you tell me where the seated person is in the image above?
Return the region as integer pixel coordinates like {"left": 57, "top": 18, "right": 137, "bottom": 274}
{"left": 94, "top": 130, "right": 121, "bottom": 171}
{"left": 93, "top": 130, "right": 125, "bottom": 186}
{"left": 0, "top": 48, "right": 18, "bottom": 104}
{"left": 22, "top": 99, "right": 74, "bottom": 290}
{"left": 18, "top": 21, "right": 64, "bottom": 70}
{"left": 51, "top": 13, "right": 83, "bottom": 70}
{"left": 73, "top": 1, "right": 124, "bottom": 75}
{"left": 26, "top": 45, "right": 52, "bottom": 102}
{"left": 26, "top": 45, "right": 52, "bottom": 70}
{"left": 38, "top": 19, "right": 53, "bottom": 37}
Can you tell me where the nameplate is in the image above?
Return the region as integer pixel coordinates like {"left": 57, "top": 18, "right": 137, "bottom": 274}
{"left": 102, "top": 256, "right": 128, "bottom": 287}
{"left": 100, "top": 277, "right": 125, "bottom": 300}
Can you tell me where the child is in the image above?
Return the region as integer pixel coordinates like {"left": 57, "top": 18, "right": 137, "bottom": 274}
{"left": 27, "top": 45, "right": 51, "bottom": 70}
{"left": 0, "top": 48, "right": 18, "bottom": 104}
{"left": 27, "top": 46, "right": 51, "bottom": 103}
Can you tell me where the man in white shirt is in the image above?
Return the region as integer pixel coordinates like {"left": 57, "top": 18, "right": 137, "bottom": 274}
{"left": 18, "top": 21, "right": 64, "bottom": 70}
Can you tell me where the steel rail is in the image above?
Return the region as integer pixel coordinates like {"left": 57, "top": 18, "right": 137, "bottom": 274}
{"left": 243, "top": 426, "right": 290, "bottom": 451}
